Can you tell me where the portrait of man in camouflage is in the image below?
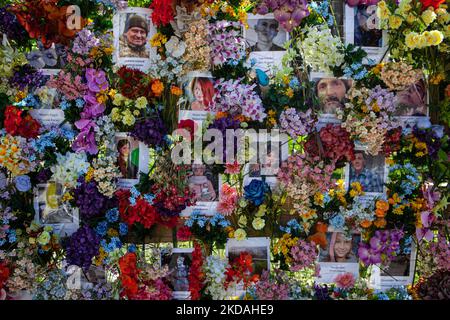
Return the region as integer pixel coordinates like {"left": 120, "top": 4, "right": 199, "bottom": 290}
{"left": 119, "top": 14, "right": 150, "bottom": 58}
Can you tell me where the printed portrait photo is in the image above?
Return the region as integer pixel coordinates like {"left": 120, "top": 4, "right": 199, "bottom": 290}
{"left": 188, "top": 163, "right": 219, "bottom": 202}
{"left": 348, "top": 150, "right": 385, "bottom": 194}
{"left": 36, "top": 183, "right": 73, "bottom": 224}
{"left": 313, "top": 76, "right": 353, "bottom": 116}
{"left": 115, "top": 134, "right": 140, "bottom": 180}
{"left": 354, "top": 5, "right": 382, "bottom": 48}
{"left": 227, "top": 237, "right": 270, "bottom": 277}
{"left": 161, "top": 249, "right": 193, "bottom": 293}
{"left": 319, "top": 232, "right": 361, "bottom": 263}
{"left": 394, "top": 79, "right": 428, "bottom": 117}
{"left": 181, "top": 75, "right": 215, "bottom": 111}
{"left": 245, "top": 16, "right": 287, "bottom": 52}
{"left": 118, "top": 13, "right": 151, "bottom": 59}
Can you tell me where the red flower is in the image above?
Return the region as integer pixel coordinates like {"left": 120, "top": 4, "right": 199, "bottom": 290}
{"left": 176, "top": 226, "right": 192, "bottom": 241}
{"left": 177, "top": 119, "right": 197, "bottom": 141}
{"left": 116, "top": 189, "right": 159, "bottom": 229}
{"left": 150, "top": 0, "right": 175, "bottom": 27}
{"left": 119, "top": 252, "right": 141, "bottom": 299}
{"left": 419, "top": 0, "right": 445, "bottom": 11}
{"left": 117, "top": 66, "right": 152, "bottom": 99}
{"left": 0, "top": 262, "right": 10, "bottom": 290}
{"left": 225, "top": 252, "right": 259, "bottom": 289}
{"left": 189, "top": 242, "right": 205, "bottom": 300}
{"left": 4, "top": 106, "right": 40, "bottom": 138}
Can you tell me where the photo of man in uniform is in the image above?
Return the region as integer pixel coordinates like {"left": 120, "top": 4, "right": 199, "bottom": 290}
{"left": 119, "top": 14, "right": 150, "bottom": 58}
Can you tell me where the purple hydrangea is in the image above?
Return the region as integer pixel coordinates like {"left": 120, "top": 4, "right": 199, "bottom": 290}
{"left": 9, "top": 64, "right": 46, "bottom": 91}
{"left": 73, "top": 179, "right": 117, "bottom": 221}
{"left": 131, "top": 117, "right": 167, "bottom": 148}
{"left": 208, "top": 115, "right": 241, "bottom": 163}
{"left": 65, "top": 225, "right": 101, "bottom": 271}
{"left": 0, "top": 6, "right": 28, "bottom": 43}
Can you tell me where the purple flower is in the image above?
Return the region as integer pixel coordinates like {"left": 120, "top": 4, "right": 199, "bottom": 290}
{"left": 0, "top": 6, "right": 28, "bottom": 42}
{"left": 73, "top": 179, "right": 117, "bottom": 221}
{"left": 65, "top": 225, "right": 101, "bottom": 271}
{"left": 358, "top": 243, "right": 382, "bottom": 265}
{"left": 85, "top": 68, "right": 108, "bottom": 93}
{"left": 131, "top": 117, "right": 167, "bottom": 148}
{"left": 416, "top": 211, "right": 435, "bottom": 242}
{"left": 72, "top": 119, "right": 98, "bottom": 155}
{"left": 72, "top": 29, "right": 100, "bottom": 55}
{"left": 14, "top": 175, "right": 31, "bottom": 192}
{"left": 80, "top": 94, "right": 105, "bottom": 119}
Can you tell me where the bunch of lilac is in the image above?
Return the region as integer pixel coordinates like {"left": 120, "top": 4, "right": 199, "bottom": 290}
{"left": 208, "top": 20, "right": 246, "bottom": 67}
{"left": 358, "top": 229, "right": 404, "bottom": 267}
{"left": 65, "top": 225, "right": 101, "bottom": 271}
{"left": 211, "top": 78, "right": 267, "bottom": 122}
{"left": 365, "top": 86, "right": 397, "bottom": 129}
{"left": 131, "top": 117, "right": 167, "bottom": 149}
{"left": 279, "top": 108, "right": 316, "bottom": 140}
{"left": 290, "top": 239, "right": 318, "bottom": 272}
{"left": 256, "top": 0, "right": 310, "bottom": 32}
{"left": 73, "top": 178, "right": 117, "bottom": 220}
{"left": 72, "top": 29, "right": 100, "bottom": 56}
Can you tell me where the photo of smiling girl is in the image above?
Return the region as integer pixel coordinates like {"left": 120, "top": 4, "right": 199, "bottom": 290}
{"left": 189, "top": 77, "right": 215, "bottom": 111}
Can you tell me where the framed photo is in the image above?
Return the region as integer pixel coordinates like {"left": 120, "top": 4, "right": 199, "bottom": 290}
{"left": 26, "top": 41, "right": 68, "bottom": 75}
{"left": 243, "top": 132, "right": 289, "bottom": 190}
{"left": 394, "top": 78, "right": 429, "bottom": 119}
{"left": 380, "top": 243, "right": 417, "bottom": 290}
{"left": 178, "top": 71, "right": 216, "bottom": 126}
{"left": 344, "top": 147, "right": 388, "bottom": 198}
{"left": 115, "top": 132, "right": 149, "bottom": 189}
{"left": 180, "top": 163, "right": 220, "bottom": 216}
{"left": 226, "top": 237, "right": 271, "bottom": 288}
{"left": 160, "top": 248, "right": 194, "bottom": 300}
{"left": 310, "top": 72, "right": 353, "bottom": 119}
{"left": 113, "top": 7, "right": 156, "bottom": 71}
{"left": 243, "top": 14, "right": 289, "bottom": 76}
{"left": 34, "top": 182, "right": 79, "bottom": 237}
{"left": 317, "top": 230, "right": 361, "bottom": 284}
{"left": 344, "top": 4, "right": 388, "bottom": 62}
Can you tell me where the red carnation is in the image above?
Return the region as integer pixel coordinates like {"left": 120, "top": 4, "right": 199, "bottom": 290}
{"left": 419, "top": 0, "right": 445, "bottom": 11}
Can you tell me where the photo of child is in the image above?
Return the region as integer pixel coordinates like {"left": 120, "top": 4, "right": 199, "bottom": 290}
{"left": 187, "top": 77, "right": 215, "bottom": 111}
{"left": 188, "top": 164, "right": 218, "bottom": 202}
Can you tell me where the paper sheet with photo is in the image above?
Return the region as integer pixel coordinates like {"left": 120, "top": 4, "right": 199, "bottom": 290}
{"left": 160, "top": 248, "right": 194, "bottom": 300}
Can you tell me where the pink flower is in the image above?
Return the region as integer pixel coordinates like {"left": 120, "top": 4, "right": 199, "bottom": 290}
{"left": 217, "top": 184, "right": 239, "bottom": 216}
{"left": 224, "top": 162, "right": 241, "bottom": 174}
{"left": 72, "top": 119, "right": 98, "bottom": 155}
{"left": 334, "top": 272, "right": 355, "bottom": 290}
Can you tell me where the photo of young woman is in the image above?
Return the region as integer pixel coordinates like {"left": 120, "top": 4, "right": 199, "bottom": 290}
{"left": 320, "top": 232, "right": 360, "bottom": 263}
{"left": 189, "top": 77, "right": 215, "bottom": 111}
{"left": 116, "top": 138, "right": 139, "bottom": 180}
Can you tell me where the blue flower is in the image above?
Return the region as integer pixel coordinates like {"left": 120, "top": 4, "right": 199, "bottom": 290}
{"left": 143, "top": 193, "right": 155, "bottom": 204}
{"left": 60, "top": 100, "right": 70, "bottom": 111}
{"left": 95, "top": 221, "right": 108, "bottom": 237}
{"left": 289, "top": 78, "right": 300, "bottom": 88}
{"left": 330, "top": 214, "right": 345, "bottom": 230}
{"left": 128, "top": 244, "right": 137, "bottom": 253}
{"left": 106, "top": 208, "right": 119, "bottom": 223}
{"left": 75, "top": 98, "right": 85, "bottom": 108}
{"left": 244, "top": 180, "right": 269, "bottom": 206}
{"left": 15, "top": 175, "right": 31, "bottom": 192}
{"left": 119, "top": 223, "right": 128, "bottom": 236}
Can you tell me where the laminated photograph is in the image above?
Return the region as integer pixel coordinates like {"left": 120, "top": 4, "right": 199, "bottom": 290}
{"left": 34, "top": 182, "right": 79, "bottom": 237}
{"left": 379, "top": 242, "right": 417, "bottom": 290}
{"left": 115, "top": 132, "right": 149, "bottom": 189}
{"left": 344, "top": 4, "right": 388, "bottom": 62}
{"left": 160, "top": 248, "right": 194, "bottom": 300}
{"left": 316, "top": 230, "right": 361, "bottom": 284}
{"left": 244, "top": 14, "right": 289, "bottom": 76}
{"left": 113, "top": 7, "right": 155, "bottom": 71}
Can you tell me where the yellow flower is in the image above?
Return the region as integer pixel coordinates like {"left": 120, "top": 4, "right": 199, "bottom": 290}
{"left": 62, "top": 192, "right": 74, "bottom": 202}
{"left": 314, "top": 192, "right": 324, "bottom": 206}
{"left": 406, "top": 13, "right": 416, "bottom": 24}
{"left": 150, "top": 33, "right": 167, "bottom": 47}
{"left": 234, "top": 228, "right": 247, "bottom": 241}
{"left": 111, "top": 107, "right": 121, "bottom": 122}
{"left": 122, "top": 110, "right": 135, "bottom": 126}
{"left": 107, "top": 228, "right": 118, "bottom": 237}
{"left": 429, "top": 30, "right": 444, "bottom": 46}
{"left": 256, "top": 204, "right": 266, "bottom": 217}
{"left": 372, "top": 63, "right": 384, "bottom": 75}
{"left": 282, "top": 75, "right": 290, "bottom": 85}
{"left": 422, "top": 9, "right": 437, "bottom": 26}
{"left": 430, "top": 73, "right": 445, "bottom": 85}
{"left": 112, "top": 93, "right": 124, "bottom": 106}
{"left": 96, "top": 91, "right": 108, "bottom": 104}
{"left": 252, "top": 218, "right": 265, "bottom": 230}
{"left": 135, "top": 96, "right": 148, "bottom": 109}
{"left": 389, "top": 193, "right": 401, "bottom": 205}
{"left": 393, "top": 205, "right": 404, "bottom": 215}
{"left": 389, "top": 15, "right": 403, "bottom": 29}
{"left": 15, "top": 91, "right": 26, "bottom": 102}
{"left": 85, "top": 167, "right": 94, "bottom": 182}
{"left": 238, "top": 215, "right": 247, "bottom": 227}
{"left": 405, "top": 32, "right": 419, "bottom": 49}
{"left": 285, "top": 87, "right": 294, "bottom": 98}
{"left": 108, "top": 89, "right": 117, "bottom": 98}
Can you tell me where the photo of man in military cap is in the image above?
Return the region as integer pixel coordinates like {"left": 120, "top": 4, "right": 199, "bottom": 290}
{"left": 119, "top": 14, "right": 150, "bottom": 58}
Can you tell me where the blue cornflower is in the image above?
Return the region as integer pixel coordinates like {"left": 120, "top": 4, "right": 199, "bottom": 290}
{"left": 128, "top": 244, "right": 137, "bottom": 253}
{"left": 75, "top": 98, "right": 85, "bottom": 108}
{"left": 119, "top": 223, "right": 128, "bottom": 236}
{"left": 95, "top": 221, "right": 108, "bottom": 236}
{"left": 106, "top": 208, "right": 119, "bottom": 223}
{"left": 60, "top": 100, "right": 71, "bottom": 111}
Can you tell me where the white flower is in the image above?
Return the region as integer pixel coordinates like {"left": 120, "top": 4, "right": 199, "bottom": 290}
{"left": 165, "top": 36, "right": 186, "bottom": 58}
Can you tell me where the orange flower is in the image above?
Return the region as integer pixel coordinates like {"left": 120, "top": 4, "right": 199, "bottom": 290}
{"left": 170, "top": 85, "right": 182, "bottom": 96}
{"left": 308, "top": 222, "right": 328, "bottom": 249}
{"left": 374, "top": 218, "right": 387, "bottom": 228}
{"left": 360, "top": 220, "right": 372, "bottom": 228}
{"left": 215, "top": 112, "right": 229, "bottom": 119}
{"left": 376, "top": 200, "right": 389, "bottom": 211}
{"left": 151, "top": 79, "right": 164, "bottom": 97}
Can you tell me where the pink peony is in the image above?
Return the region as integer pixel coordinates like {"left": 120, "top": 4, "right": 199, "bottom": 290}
{"left": 334, "top": 272, "right": 356, "bottom": 290}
